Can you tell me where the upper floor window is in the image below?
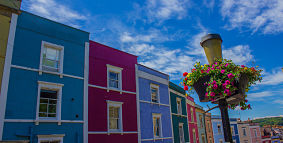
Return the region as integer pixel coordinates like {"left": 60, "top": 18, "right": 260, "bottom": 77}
{"left": 176, "top": 98, "right": 182, "bottom": 114}
{"left": 179, "top": 123, "right": 185, "bottom": 143}
{"left": 219, "top": 139, "right": 223, "bottom": 143}
{"left": 107, "top": 100, "right": 123, "bottom": 132}
{"left": 40, "top": 41, "right": 64, "bottom": 73}
{"left": 191, "top": 107, "right": 194, "bottom": 122}
{"left": 36, "top": 81, "right": 63, "bottom": 123}
{"left": 199, "top": 115, "right": 203, "bottom": 128}
{"left": 153, "top": 114, "right": 162, "bottom": 138}
{"left": 243, "top": 127, "right": 247, "bottom": 136}
{"left": 254, "top": 128, "right": 257, "bottom": 137}
{"left": 150, "top": 84, "right": 159, "bottom": 103}
{"left": 192, "top": 129, "right": 196, "bottom": 143}
{"left": 208, "top": 122, "right": 211, "bottom": 132}
{"left": 217, "top": 124, "right": 222, "bottom": 134}
{"left": 231, "top": 126, "right": 235, "bottom": 136}
{"left": 107, "top": 64, "right": 123, "bottom": 91}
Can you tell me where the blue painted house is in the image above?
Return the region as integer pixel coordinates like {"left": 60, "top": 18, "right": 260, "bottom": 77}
{"left": 0, "top": 11, "right": 89, "bottom": 143}
{"left": 211, "top": 115, "right": 240, "bottom": 143}
{"left": 136, "top": 64, "right": 173, "bottom": 143}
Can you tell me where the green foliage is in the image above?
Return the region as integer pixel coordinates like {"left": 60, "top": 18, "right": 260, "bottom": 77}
{"left": 253, "top": 117, "right": 283, "bottom": 127}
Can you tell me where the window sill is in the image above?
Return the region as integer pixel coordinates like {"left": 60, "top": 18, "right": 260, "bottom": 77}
{"left": 39, "top": 69, "right": 63, "bottom": 78}
{"left": 107, "top": 130, "right": 124, "bottom": 135}
{"left": 35, "top": 119, "right": 62, "bottom": 125}
{"left": 107, "top": 87, "right": 123, "bottom": 94}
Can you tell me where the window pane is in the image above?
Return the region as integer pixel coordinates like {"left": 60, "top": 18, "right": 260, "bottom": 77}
{"left": 45, "top": 47, "right": 58, "bottom": 60}
{"left": 40, "top": 99, "right": 48, "bottom": 103}
{"left": 109, "top": 119, "right": 118, "bottom": 129}
{"left": 113, "top": 108, "right": 119, "bottom": 118}
{"left": 110, "top": 72, "right": 118, "bottom": 80}
{"left": 39, "top": 113, "right": 47, "bottom": 117}
{"left": 48, "top": 113, "right": 56, "bottom": 117}
{"left": 109, "top": 80, "right": 118, "bottom": 88}
{"left": 151, "top": 87, "right": 158, "bottom": 102}
{"left": 49, "top": 104, "right": 57, "bottom": 113}
{"left": 39, "top": 104, "right": 47, "bottom": 112}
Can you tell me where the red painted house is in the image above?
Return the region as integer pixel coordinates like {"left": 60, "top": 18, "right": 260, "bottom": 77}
{"left": 186, "top": 95, "right": 200, "bottom": 143}
{"left": 88, "top": 41, "right": 138, "bottom": 143}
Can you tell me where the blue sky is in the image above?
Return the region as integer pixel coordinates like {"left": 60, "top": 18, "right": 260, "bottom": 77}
{"left": 21, "top": 0, "right": 283, "bottom": 120}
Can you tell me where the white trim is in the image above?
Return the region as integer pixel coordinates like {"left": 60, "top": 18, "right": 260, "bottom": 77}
{"left": 11, "top": 65, "right": 84, "bottom": 80}
{"left": 176, "top": 97, "right": 182, "bottom": 115}
{"left": 88, "top": 131, "right": 137, "bottom": 134}
{"left": 168, "top": 86, "right": 175, "bottom": 143}
{"left": 152, "top": 113, "right": 163, "bottom": 140}
{"left": 39, "top": 41, "right": 64, "bottom": 78}
{"left": 139, "top": 100, "right": 170, "bottom": 107}
{"left": 135, "top": 65, "right": 141, "bottom": 143}
{"left": 107, "top": 100, "right": 123, "bottom": 134}
{"left": 88, "top": 83, "right": 136, "bottom": 94}
{"left": 4, "top": 119, "right": 84, "bottom": 123}
{"left": 0, "top": 13, "right": 18, "bottom": 140}
{"left": 170, "top": 89, "right": 186, "bottom": 98}
{"left": 179, "top": 123, "right": 185, "bottom": 143}
{"left": 141, "top": 137, "right": 173, "bottom": 141}
{"left": 107, "top": 64, "right": 123, "bottom": 94}
{"left": 83, "top": 42, "right": 89, "bottom": 143}
{"left": 171, "top": 113, "right": 187, "bottom": 118}
{"left": 36, "top": 81, "right": 63, "bottom": 125}
{"left": 137, "top": 70, "right": 169, "bottom": 85}
{"left": 37, "top": 134, "right": 64, "bottom": 143}
{"left": 231, "top": 126, "right": 235, "bottom": 136}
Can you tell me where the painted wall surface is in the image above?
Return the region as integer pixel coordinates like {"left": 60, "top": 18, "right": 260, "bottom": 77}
{"left": 237, "top": 123, "right": 251, "bottom": 143}
{"left": 2, "top": 11, "right": 89, "bottom": 142}
{"left": 205, "top": 113, "right": 214, "bottom": 143}
{"left": 187, "top": 96, "right": 199, "bottom": 143}
{"left": 169, "top": 82, "right": 190, "bottom": 143}
{"left": 195, "top": 105, "right": 207, "bottom": 143}
{"left": 0, "top": 13, "right": 11, "bottom": 95}
{"left": 211, "top": 116, "right": 240, "bottom": 143}
{"left": 137, "top": 65, "right": 173, "bottom": 143}
{"left": 88, "top": 41, "right": 138, "bottom": 143}
{"left": 249, "top": 125, "right": 262, "bottom": 143}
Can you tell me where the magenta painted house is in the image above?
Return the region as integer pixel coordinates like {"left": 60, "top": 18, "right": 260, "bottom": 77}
{"left": 88, "top": 41, "right": 138, "bottom": 143}
{"left": 187, "top": 95, "right": 200, "bottom": 143}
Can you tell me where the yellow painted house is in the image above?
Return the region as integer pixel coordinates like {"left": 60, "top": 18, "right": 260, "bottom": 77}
{"left": 0, "top": 0, "right": 21, "bottom": 94}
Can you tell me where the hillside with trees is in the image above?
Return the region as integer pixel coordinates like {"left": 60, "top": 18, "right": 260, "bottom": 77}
{"left": 252, "top": 117, "right": 283, "bottom": 127}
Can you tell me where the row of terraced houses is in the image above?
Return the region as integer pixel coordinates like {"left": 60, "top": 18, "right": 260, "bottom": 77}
{"left": 0, "top": 2, "right": 282, "bottom": 143}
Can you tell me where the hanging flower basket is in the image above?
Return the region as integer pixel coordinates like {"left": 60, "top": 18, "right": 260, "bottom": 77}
{"left": 182, "top": 59, "right": 262, "bottom": 110}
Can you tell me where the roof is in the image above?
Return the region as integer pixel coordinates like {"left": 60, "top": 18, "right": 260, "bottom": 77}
{"left": 137, "top": 64, "right": 169, "bottom": 77}
{"left": 169, "top": 82, "right": 186, "bottom": 95}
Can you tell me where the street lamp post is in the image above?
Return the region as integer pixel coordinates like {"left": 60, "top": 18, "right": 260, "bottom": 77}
{"left": 200, "top": 34, "right": 233, "bottom": 143}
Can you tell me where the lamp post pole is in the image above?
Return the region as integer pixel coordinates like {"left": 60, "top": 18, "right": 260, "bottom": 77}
{"left": 200, "top": 34, "right": 233, "bottom": 143}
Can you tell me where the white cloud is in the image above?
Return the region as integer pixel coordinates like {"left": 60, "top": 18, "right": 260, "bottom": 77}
{"left": 120, "top": 31, "right": 168, "bottom": 43}
{"left": 253, "top": 115, "right": 283, "bottom": 120}
{"left": 259, "top": 68, "right": 283, "bottom": 85}
{"left": 220, "top": 0, "right": 283, "bottom": 34}
{"left": 247, "top": 91, "right": 274, "bottom": 101}
{"left": 222, "top": 45, "right": 254, "bottom": 65}
{"left": 274, "top": 100, "right": 283, "bottom": 105}
{"left": 145, "top": 0, "right": 189, "bottom": 22}
{"left": 23, "top": 0, "right": 87, "bottom": 28}
{"left": 203, "top": 0, "right": 215, "bottom": 9}
{"left": 126, "top": 44, "right": 155, "bottom": 56}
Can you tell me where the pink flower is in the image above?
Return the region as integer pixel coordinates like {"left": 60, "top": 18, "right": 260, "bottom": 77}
{"left": 206, "top": 69, "right": 210, "bottom": 73}
{"left": 221, "top": 69, "right": 225, "bottom": 74}
{"left": 225, "top": 63, "right": 229, "bottom": 67}
{"left": 212, "top": 80, "right": 216, "bottom": 84}
{"left": 211, "top": 68, "right": 215, "bottom": 71}
{"left": 222, "top": 83, "right": 226, "bottom": 89}
{"left": 245, "top": 99, "right": 248, "bottom": 103}
{"left": 227, "top": 73, "right": 234, "bottom": 79}
{"left": 211, "top": 98, "right": 216, "bottom": 102}
{"left": 241, "top": 65, "right": 245, "bottom": 68}
{"left": 225, "top": 80, "right": 230, "bottom": 85}
{"left": 212, "top": 65, "right": 215, "bottom": 68}
{"left": 205, "top": 93, "right": 209, "bottom": 97}
{"left": 210, "top": 92, "right": 215, "bottom": 97}
{"left": 213, "top": 84, "right": 218, "bottom": 89}
{"left": 224, "top": 89, "right": 231, "bottom": 96}
{"left": 247, "top": 104, "right": 251, "bottom": 109}
{"left": 215, "top": 62, "right": 218, "bottom": 65}
{"left": 184, "top": 86, "right": 188, "bottom": 90}
{"left": 217, "top": 67, "right": 220, "bottom": 69}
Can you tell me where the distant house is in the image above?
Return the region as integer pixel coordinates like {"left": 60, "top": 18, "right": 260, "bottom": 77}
{"left": 169, "top": 82, "right": 190, "bottom": 143}
{"left": 0, "top": 11, "right": 89, "bottom": 142}
{"left": 136, "top": 64, "right": 173, "bottom": 143}
{"left": 237, "top": 122, "right": 251, "bottom": 143}
{"left": 205, "top": 113, "right": 214, "bottom": 143}
{"left": 249, "top": 123, "right": 262, "bottom": 143}
{"left": 88, "top": 41, "right": 138, "bottom": 143}
{"left": 211, "top": 115, "right": 240, "bottom": 143}
{"left": 187, "top": 96, "right": 199, "bottom": 143}
{"left": 195, "top": 104, "right": 207, "bottom": 143}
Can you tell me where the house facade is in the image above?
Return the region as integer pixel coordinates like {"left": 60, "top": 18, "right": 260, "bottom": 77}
{"left": 88, "top": 41, "right": 138, "bottom": 143}
{"left": 211, "top": 116, "right": 240, "bottom": 143}
{"left": 187, "top": 96, "right": 199, "bottom": 143}
{"left": 137, "top": 64, "right": 173, "bottom": 143}
{"left": 195, "top": 104, "right": 207, "bottom": 143}
{"left": 249, "top": 123, "right": 262, "bottom": 143}
{"left": 205, "top": 113, "right": 214, "bottom": 143}
{"left": 169, "top": 82, "right": 190, "bottom": 143}
{"left": 237, "top": 122, "right": 251, "bottom": 143}
{"left": 0, "top": 11, "right": 89, "bottom": 142}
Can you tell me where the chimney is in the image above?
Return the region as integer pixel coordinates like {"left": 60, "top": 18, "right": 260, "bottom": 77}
{"left": 200, "top": 34, "right": 223, "bottom": 65}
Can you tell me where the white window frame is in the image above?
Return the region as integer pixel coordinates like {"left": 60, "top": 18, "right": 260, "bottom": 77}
{"left": 107, "top": 100, "right": 123, "bottom": 134}
{"left": 231, "top": 126, "right": 235, "bottom": 136}
{"left": 254, "top": 128, "right": 257, "bottom": 137}
{"left": 39, "top": 41, "right": 64, "bottom": 77}
{"left": 219, "top": 139, "right": 223, "bottom": 143}
{"left": 233, "top": 139, "right": 236, "bottom": 143}
{"left": 217, "top": 124, "right": 222, "bottom": 134}
{"left": 150, "top": 83, "right": 160, "bottom": 103}
{"left": 242, "top": 127, "right": 247, "bottom": 136}
{"left": 176, "top": 98, "right": 182, "bottom": 115}
{"left": 36, "top": 81, "right": 63, "bottom": 125}
{"left": 199, "top": 115, "right": 203, "bottom": 128}
{"left": 191, "top": 107, "right": 194, "bottom": 122}
{"left": 152, "top": 113, "right": 162, "bottom": 139}
{"left": 179, "top": 123, "right": 185, "bottom": 143}
{"left": 37, "top": 134, "right": 64, "bottom": 143}
{"left": 107, "top": 64, "right": 123, "bottom": 93}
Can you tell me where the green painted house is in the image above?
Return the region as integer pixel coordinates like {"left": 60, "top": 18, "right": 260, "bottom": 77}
{"left": 170, "top": 82, "right": 189, "bottom": 143}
